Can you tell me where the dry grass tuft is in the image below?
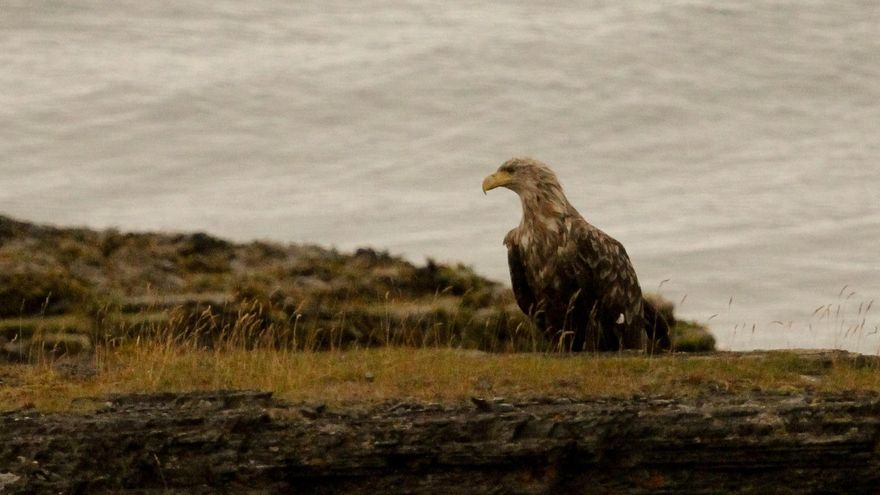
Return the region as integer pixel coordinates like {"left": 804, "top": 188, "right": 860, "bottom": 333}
{"left": 3, "top": 344, "right": 879, "bottom": 412}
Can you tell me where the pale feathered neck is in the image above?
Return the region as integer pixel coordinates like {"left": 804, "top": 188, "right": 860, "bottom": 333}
{"left": 517, "top": 181, "right": 574, "bottom": 235}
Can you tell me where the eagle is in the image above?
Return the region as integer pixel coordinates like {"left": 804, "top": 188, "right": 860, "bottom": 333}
{"left": 482, "top": 157, "right": 670, "bottom": 352}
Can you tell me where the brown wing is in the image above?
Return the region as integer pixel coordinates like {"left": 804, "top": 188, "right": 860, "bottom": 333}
{"left": 570, "top": 221, "right": 644, "bottom": 329}
{"left": 505, "top": 235, "right": 537, "bottom": 317}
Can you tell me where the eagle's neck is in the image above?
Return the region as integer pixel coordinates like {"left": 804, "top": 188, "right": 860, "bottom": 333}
{"left": 517, "top": 183, "right": 572, "bottom": 243}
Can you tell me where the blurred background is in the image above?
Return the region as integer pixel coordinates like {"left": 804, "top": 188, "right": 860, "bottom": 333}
{"left": 1, "top": 0, "right": 878, "bottom": 351}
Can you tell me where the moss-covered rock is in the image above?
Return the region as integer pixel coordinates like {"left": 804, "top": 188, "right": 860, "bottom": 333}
{"left": 672, "top": 319, "right": 717, "bottom": 352}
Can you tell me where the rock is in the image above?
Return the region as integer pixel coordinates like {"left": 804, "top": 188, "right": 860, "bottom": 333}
{"left": 35, "top": 333, "right": 92, "bottom": 356}
{"left": 470, "top": 396, "right": 492, "bottom": 412}
{"left": 2, "top": 390, "right": 880, "bottom": 493}
{"left": 299, "top": 403, "right": 326, "bottom": 420}
{"left": 52, "top": 359, "right": 98, "bottom": 380}
{"left": 471, "top": 397, "right": 518, "bottom": 413}
{"left": 0, "top": 333, "right": 92, "bottom": 363}
{"left": 0, "top": 472, "right": 22, "bottom": 491}
{"left": 1, "top": 339, "right": 28, "bottom": 363}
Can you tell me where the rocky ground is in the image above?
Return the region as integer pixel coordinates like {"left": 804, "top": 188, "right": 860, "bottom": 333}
{"left": 2, "top": 387, "right": 879, "bottom": 494}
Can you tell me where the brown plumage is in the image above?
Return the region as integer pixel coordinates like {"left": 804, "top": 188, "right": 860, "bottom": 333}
{"left": 482, "top": 157, "right": 669, "bottom": 352}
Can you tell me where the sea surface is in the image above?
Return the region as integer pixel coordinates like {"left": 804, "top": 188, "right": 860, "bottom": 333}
{"left": 2, "top": 0, "right": 879, "bottom": 351}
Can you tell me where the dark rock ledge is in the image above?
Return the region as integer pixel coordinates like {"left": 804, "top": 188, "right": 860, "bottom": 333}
{"left": 2, "top": 390, "right": 880, "bottom": 494}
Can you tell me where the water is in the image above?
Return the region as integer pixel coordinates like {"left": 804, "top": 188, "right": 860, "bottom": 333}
{"left": 2, "top": 0, "right": 879, "bottom": 351}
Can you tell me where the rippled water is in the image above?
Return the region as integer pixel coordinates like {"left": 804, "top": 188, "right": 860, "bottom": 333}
{"left": 2, "top": 0, "right": 879, "bottom": 351}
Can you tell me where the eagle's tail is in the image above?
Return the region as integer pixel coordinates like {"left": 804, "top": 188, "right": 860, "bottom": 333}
{"left": 643, "top": 297, "right": 672, "bottom": 353}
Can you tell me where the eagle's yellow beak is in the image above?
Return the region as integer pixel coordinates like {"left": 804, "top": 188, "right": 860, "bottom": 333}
{"left": 481, "top": 171, "right": 513, "bottom": 194}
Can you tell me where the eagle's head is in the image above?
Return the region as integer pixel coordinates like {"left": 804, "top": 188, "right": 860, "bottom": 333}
{"left": 482, "top": 157, "right": 561, "bottom": 195}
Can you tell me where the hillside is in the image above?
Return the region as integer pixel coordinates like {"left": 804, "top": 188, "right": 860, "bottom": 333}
{"left": 0, "top": 214, "right": 712, "bottom": 361}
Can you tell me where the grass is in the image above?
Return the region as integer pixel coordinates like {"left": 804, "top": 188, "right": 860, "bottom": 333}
{"left": 3, "top": 345, "right": 879, "bottom": 413}
{"left": 0, "top": 214, "right": 813, "bottom": 415}
{"left": 0, "top": 292, "right": 721, "bottom": 414}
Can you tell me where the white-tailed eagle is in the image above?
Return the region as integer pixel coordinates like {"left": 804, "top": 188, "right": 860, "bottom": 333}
{"left": 482, "top": 157, "right": 669, "bottom": 352}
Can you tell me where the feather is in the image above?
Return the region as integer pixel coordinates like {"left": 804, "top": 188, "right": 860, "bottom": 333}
{"left": 507, "top": 241, "right": 536, "bottom": 317}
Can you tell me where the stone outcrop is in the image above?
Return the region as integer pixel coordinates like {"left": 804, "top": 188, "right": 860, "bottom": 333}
{"left": 2, "top": 390, "right": 879, "bottom": 494}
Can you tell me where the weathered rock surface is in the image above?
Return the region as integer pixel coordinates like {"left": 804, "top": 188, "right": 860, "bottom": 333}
{"left": 2, "top": 390, "right": 880, "bottom": 494}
